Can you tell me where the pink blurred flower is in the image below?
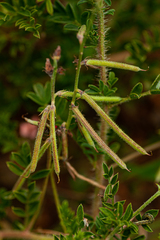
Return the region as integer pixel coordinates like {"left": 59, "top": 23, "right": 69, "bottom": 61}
{"left": 19, "top": 115, "right": 39, "bottom": 139}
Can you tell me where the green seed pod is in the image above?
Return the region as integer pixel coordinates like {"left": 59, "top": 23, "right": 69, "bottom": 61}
{"left": 50, "top": 104, "right": 60, "bottom": 182}
{"left": 79, "top": 90, "right": 149, "bottom": 156}
{"left": 71, "top": 104, "right": 129, "bottom": 171}
{"left": 77, "top": 120, "right": 96, "bottom": 150}
{"left": 86, "top": 59, "right": 146, "bottom": 72}
{"left": 30, "top": 105, "right": 50, "bottom": 174}
{"left": 134, "top": 213, "right": 154, "bottom": 225}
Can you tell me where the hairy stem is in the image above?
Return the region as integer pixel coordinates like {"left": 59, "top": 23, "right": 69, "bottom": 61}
{"left": 50, "top": 104, "right": 60, "bottom": 181}
{"left": 51, "top": 59, "right": 57, "bottom": 105}
{"left": 105, "top": 225, "right": 122, "bottom": 240}
{"left": 93, "top": 0, "right": 108, "bottom": 219}
{"left": 55, "top": 90, "right": 122, "bottom": 102}
{"left": 132, "top": 185, "right": 160, "bottom": 218}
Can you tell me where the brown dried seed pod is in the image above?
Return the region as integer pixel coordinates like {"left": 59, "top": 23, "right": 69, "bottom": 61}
{"left": 52, "top": 45, "right": 61, "bottom": 61}
{"left": 45, "top": 58, "right": 53, "bottom": 77}
{"left": 57, "top": 66, "right": 65, "bottom": 75}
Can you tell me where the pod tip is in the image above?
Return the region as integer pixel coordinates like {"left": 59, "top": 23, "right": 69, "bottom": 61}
{"left": 126, "top": 167, "right": 131, "bottom": 172}
{"left": 57, "top": 174, "right": 60, "bottom": 183}
{"left": 140, "top": 66, "right": 149, "bottom": 72}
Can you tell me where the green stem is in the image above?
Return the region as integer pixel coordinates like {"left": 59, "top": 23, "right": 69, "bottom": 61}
{"left": 50, "top": 104, "right": 60, "bottom": 181}
{"left": 25, "top": 148, "right": 52, "bottom": 231}
{"left": 30, "top": 106, "right": 50, "bottom": 174}
{"left": 49, "top": 58, "right": 60, "bottom": 180}
{"left": 132, "top": 186, "right": 160, "bottom": 218}
{"left": 105, "top": 225, "right": 122, "bottom": 240}
{"left": 51, "top": 59, "right": 57, "bottom": 105}
{"left": 66, "top": 42, "right": 85, "bottom": 129}
{"left": 55, "top": 90, "right": 122, "bottom": 102}
{"left": 111, "top": 90, "right": 151, "bottom": 108}
{"left": 66, "top": 14, "right": 94, "bottom": 130}
{"left": 50, "top": 166, "right": 67, "bottom": 233}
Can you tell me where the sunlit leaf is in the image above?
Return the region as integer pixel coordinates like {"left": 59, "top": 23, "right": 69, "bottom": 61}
{"left": 100, "top": 207, "right": 115, "bottom": 219}
{"left": 31, "top": 169, "right": 51, "bottom": 180}
{"left": 46, "top": 0, "right": 53, "bottom": 15}
{"left": 104, "top": 0, "right": 112, "bottom": 6}
{"left": 28, "top": 201, "right": 39, "bottom": 215}
{"left": 112, "top": 181, "right": 119, "bottom": 195}
{"left": 110, "top": 173, "right": 118, "bottom": 185}
{"left": 123, "top": 203, "right": 133, "bottom": 221}
{"left": 13, "top": 191, "right": 27, "bottom": 204}
{"left": 64, "top": 24, "right": 79, "bottom": 31}
{"left": 104, "top": 9, "right": 115, "bottom": 15}
{"left": 6, "top": 162, "right": 23, "bottom": 176}
{"left": 0, "top": 2, "right": 16, "bottom": 12}
{"left": 18, "top": 7, "right": 31, "bottom": 17}
{"left": 130, "top": 82, "right": 143, "bottom": 99}
{"left": 150, "top": 74, "right": 160, "bottom": 94}
{"left": 12, "top": 207, "right": 25, "bottom": 217}
{"left": 33, "top": 30, "right": 40, "bottom": 38}
{"left": 77, "top": 204, "right": 84, "bottom": 223}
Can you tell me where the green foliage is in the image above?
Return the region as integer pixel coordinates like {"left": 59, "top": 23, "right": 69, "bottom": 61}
{"left": 0, "top": 0, "right": 160, "bottom": 239}
{"left": 0, "top": 1, "right": 43, "bottom": 38}
{"left": 0, "top": 188, "right": 11, "bottom": 219}
{"left": 87, "top": 71, "right": 118, "bottom": 96}
{"left": 27, "top": 82, "right": 51, "bottom": 107}
{"left": 150, "top": 74, "right": 160, "bottom": 94}
{"left": 126, "top": 27, "right": 160, "bottom": 64}
{"left": 60, "top": 200, "right": 78, "bottom": 235}
{"left": 49, "top": 0, "right": 82, "bottom": 31}
{"left": 7, "top": 142, "right": 31, "bottom": 176}
{"left": 11, "top": 142, "right": 31, "bottom": 168}
{"left": 57, "top": 201, "right": 94, "bottom": 240}
{"left": 130, "top": 83, "right": 143, "bottom": 99}
{"left": 12, "top": 181, "right": 41, "bottom": 223}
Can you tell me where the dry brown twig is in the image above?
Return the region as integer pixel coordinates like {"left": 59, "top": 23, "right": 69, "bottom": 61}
{"left": 65, "top": 161, "right": 106, "bottom": 190}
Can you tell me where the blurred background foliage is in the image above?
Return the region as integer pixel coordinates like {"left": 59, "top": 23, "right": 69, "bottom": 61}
{"left": 0, "top": 0, "right": 160, "bottom": 238}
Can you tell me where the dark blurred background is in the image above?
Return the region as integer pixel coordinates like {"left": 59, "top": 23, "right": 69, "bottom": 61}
{"left": 0, "top": 0, "right": 160, "bottom": 239}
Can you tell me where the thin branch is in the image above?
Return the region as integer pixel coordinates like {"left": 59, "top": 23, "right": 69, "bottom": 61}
{"left": 35, "top": 228, "right": 67, "bottom": 236}
{"left": 0, "top": 230, "right": 55, "bottom": 240}
{"left": 111, "top": 141, "right": 160, "bottom": 169}
{"left": 65, "top": 161, "right": 106, "bottom": 190}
